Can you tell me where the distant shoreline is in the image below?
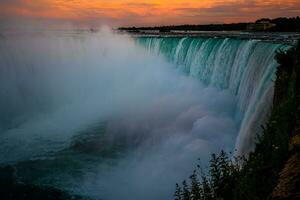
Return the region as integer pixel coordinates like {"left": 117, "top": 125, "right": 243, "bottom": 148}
{"left": 118, "top": 16, "right": 300, "bottom": 45}
{"left": 120, "top": 30, "right": 300, "bottom": 46}
{"left": 0, "top": 28, "right": 299, "bottom": 46}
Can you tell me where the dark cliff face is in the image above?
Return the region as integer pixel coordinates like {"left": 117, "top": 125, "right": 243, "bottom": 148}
{"left": 272, "top": 135, "right": 300, "bottom": 200}
{"left": 240, "top": 40, "right": 300, "bottom": 200}
{"left": 173, "top": 41, "right": 300, "bottom": 200}
{"left": 271, "top": 42, "right": 300, "bottom": 200}
{"left": 231, "top": 42, "right": 300, "bottom": 200}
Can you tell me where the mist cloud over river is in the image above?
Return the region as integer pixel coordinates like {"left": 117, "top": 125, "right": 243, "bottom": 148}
{"left": 0, "top": 29, "right": 241, "bottom": 199}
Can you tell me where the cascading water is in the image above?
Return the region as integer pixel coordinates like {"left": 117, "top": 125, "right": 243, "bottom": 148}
{"left": 137, "top": 37, "right": 289, "bottom": 155}
{"left": 0, "top": 30, "right": 290, "bottom": 200}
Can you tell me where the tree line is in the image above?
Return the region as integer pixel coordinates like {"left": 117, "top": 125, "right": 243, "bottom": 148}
{"left": 119, "top": 17, "right": 300, "bottom": 32}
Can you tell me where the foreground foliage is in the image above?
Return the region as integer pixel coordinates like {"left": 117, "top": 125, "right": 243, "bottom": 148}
{"left": 174, "top": 42, "right": 300, "bottom": 200}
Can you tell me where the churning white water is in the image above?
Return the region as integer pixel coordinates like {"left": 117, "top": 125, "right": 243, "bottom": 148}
{"left": 0, "top": 29, "right": 288, "bottom": 200}
{"left": 137, "top": 37, "right": 289, "bottom": 155}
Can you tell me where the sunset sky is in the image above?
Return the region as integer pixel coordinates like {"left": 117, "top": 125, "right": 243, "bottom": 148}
{"left": 0, "top": 0, "right": 299, "bottom": 28}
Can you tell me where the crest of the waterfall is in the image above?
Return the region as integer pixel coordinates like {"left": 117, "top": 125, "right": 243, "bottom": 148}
{"left": 138, "top": 37, "right": 290, "bottom": 155}
{"left": 0, "top": 29, "right": 242, "bottom": 199}
{"left": 0, "top": 29, "right": 291, "bottom": 199}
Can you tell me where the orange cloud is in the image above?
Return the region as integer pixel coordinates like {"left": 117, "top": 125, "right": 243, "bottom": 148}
{"left": 0, "top": 0, "right": 299, "bottom": 27}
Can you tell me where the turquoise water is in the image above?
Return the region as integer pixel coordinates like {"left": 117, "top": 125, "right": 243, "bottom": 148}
{"left": 0, "top": 31, "right": 291, "bottom": 200}
{"left": 137, "top": 37, "right": 290, "bottom": 155}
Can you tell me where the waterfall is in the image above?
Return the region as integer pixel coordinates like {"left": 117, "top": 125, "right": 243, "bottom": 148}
{"left": 0, "top": 31, "right": 291, "bottom": 199}
{"left": 137, "top": 37, "right": 290, "bottom": 155}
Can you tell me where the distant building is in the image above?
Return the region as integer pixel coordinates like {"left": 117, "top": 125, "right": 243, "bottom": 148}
{"left": 247, "top": 20, "right": 276, "bottom": 31}
{"left": 141, "top": 30, "right": 160, "bottom": 33}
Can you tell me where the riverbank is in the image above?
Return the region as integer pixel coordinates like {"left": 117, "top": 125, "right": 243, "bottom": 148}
{"left": 120, "top": 30, "right": 300, "bottom": 45}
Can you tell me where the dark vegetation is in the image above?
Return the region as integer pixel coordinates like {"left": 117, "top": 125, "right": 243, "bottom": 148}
{"left": 174, "top": 41, "right": 300, "bottom": 200}
{"left": 0, "top": 30, "right": 299, "bottom": 200}
{"left": 268, "top": 17, "right": 300, "bottom": 32}
{"left": 119, "top": 17, "right": 300, "bottom": 32}
{"left": 120, "top": 23, "right": 249, "bottom": 32}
